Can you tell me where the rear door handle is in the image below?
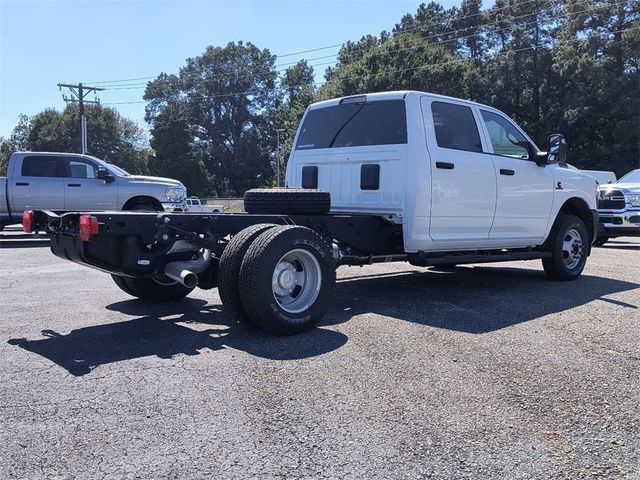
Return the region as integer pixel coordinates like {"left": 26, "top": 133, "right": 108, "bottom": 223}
{"left": 15, "top": 182, "right": 29, "bottom": 186}
{"left": 436, "top": 162, "right": 455, "bottom": 170}
{"left": 67, "top": 183, "right": 81, "bottom": 187}
{"left": 500, "top": 169, "right": 515, "bottom": 176}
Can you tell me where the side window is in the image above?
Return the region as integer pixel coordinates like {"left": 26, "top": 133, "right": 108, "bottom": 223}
{"left": 431, "top": 101, "right": 482, "bottom": 153}
{"left": 67, "top": 159, "right": 98, "bottom": 179}
{"left": 480, "top": 110, "right": 530, "bottom": 160}
{"left": 21, "top": 156, "right": 61, "bottom": 177}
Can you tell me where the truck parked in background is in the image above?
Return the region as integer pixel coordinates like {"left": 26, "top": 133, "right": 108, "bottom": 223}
{"left": 1, "top": 152, "right": 187, "bottom": 229}
{"left": 185, "top": 198, "right": 224, "bottom": 213}
{"left": 595, "top": 169, "right": 640, "bottom": 246}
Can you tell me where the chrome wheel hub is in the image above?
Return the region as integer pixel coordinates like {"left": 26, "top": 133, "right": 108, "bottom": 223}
{"left": 272, "top": 261, "right": 297, "bottom": 296}
{"left": 271, "top": 249, "right": 322, "bottom": 314}
{"left": 562, "top": 228, "right": 584, "bottom": 269}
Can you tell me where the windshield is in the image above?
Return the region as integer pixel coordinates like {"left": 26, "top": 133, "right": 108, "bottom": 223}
{"left": 296, "top": 100, "right": 407, "bottom": 150}
{"left": 107, "top": 164, "right": 131, "bottom": 176}
{"left": 618, "top": 169, "right": 640, "bottom": 184}
{"left": 88, "top": 156, "right": 131, "bottom": 176}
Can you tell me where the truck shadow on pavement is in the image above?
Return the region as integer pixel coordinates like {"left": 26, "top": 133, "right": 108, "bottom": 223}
{"left": 598, "top": 240, "right": 640, "bottom": 251}
{"left": 324, "top": 265, "right": 639, "bottom": 333}
{"left": 8, "top": 265, "right": 638, "bottom": 376}
{"left": 8, "top": 298, "right": 348, "bottom": 376}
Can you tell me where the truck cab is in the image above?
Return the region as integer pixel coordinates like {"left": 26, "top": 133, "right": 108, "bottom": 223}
{"left": 285, "top": 91, "right": 598, "bottom": 253}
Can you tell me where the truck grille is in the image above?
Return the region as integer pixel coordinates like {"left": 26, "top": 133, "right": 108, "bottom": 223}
{"left": 598, "top": 190, "right": 625, "bottom": 210}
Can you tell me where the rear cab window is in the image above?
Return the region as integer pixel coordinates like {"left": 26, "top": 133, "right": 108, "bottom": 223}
{"left": 21, "top": 156, "right": 64, "bottom": 177}
{"left": 296, "top": 99, "right": 407, "bottom": 150}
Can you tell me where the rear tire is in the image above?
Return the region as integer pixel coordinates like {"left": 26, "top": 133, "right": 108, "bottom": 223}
{"left": 243, "top": 188, "right": 330, "bottom": 215}
{"left": 217, "top": 223, "right": 277, "bottom": 314}
{"left": 111, "top": 274, "right": 138, "bottom": 296}
{"left": 542, "top": 214, "right": 588, "bottom": 281}
{"left": 239, "top": 225, "right": 335, "bottom": 334}
{"left": 593, "top": 236, "right": 609, "bottom": 247}
{"left": 121, "top": 276, "right": 194, "bottom": 302}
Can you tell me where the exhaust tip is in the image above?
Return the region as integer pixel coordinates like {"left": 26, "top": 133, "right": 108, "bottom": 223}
{"left": 182, "top": 272, "right": 198, "bottom": 288}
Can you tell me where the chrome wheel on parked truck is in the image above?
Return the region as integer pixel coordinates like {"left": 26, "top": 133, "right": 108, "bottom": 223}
{"left": 271, "top": 249, "right": 323, "bottom": 314}
{"left": 238, "top": 225, "right": 335, "bottom": 334}
{"left": 542, "top": 214, "right": 589, "bottom": 281}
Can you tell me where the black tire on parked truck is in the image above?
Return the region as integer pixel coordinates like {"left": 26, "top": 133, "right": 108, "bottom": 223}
{"left": 243, "top": 188, "right": 330, "bottom": 215}
{"left": 238, "top": 225, "right": 335, "bottom": 334}
{"left": 217, "top": 223, "right": 278, "bottom": 314}
{"left": 111, "top": 275, "right": 195, "bottom": 302}
{"left": 542, "top": 214, "right": 589, "bottom": 281}
{"left": 111, "top": 274, "right": 137, "bottom": 297}
{"left": 593, "top": 236, "right": 609, "bottom": 247}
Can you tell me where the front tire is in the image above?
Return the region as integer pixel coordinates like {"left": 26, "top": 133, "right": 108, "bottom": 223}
{"left": 239, "top": 225, "right": 335, "bottom": 334}
{"left": 542, "top": 214, "right": 589, "bottom": 281}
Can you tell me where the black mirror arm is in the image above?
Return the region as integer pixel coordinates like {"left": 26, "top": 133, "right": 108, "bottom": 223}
{"left": 535, "top": 151, "right": 549, "bottom": 166}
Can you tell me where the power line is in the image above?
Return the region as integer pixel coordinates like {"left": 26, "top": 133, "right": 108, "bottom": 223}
{"left": 81, "top": 0, "right": 558, "bottom": 87}
{"left": 99, "top": 0, "right": 630, "bottom": 94}
{"left": 57, "top": 83, "right": 105, "bottom": 154}
{"left": 102, "top": 25, "right": 638, "bottom": 107}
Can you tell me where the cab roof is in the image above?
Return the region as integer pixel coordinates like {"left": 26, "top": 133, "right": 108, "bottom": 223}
{"left": 309, "top": 91, "right": 493, "bottom": 111}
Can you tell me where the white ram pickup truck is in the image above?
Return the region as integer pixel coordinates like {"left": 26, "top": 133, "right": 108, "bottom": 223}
{"left": 595, "top": 169, "right": 640, "bottom": 245}
{"left": 185, "top": 198, "right": 224, "bottom": 213}
{"left": 28, "top": 91, "right": 599, "bottom": 334}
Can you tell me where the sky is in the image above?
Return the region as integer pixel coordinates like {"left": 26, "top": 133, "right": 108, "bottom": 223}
{"left": 0, "top": 0, "right": 478, "bottom": 139}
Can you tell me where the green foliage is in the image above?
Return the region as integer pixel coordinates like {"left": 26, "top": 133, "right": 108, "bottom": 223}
{"left": 2, "top": 1, "right": 637, "bottom": 183}
{"left": 272, "top": 60, "right": 316, "bottom": 183}
{"left": 320, "top": 0, "right": 639, "bottom": 176}
{"left": 144, "top": 41, "right": 279, "bottom": 196}
{"left": 0, "top": 105, "right": 150, "bottom": 175}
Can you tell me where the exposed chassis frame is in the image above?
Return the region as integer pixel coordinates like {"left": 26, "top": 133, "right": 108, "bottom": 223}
{"left": 33, "top": 210, "right": 403, "bottom": 277}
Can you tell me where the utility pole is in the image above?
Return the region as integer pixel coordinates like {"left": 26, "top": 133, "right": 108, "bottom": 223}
{"left": 57, "top": 82, "right": 104, "bottom": 154}
{"left": 275, "top": 128, "right": 285, "bottom": 187}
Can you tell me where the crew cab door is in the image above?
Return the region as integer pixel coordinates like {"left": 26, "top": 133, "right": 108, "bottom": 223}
{"left": 478, "top": 110, "right": 554, "bottom": 243}
{"left": 421, "top": 97, "right": 497, "bottom": 243}
{"left": 63, "top": 157, "right": 118, "bottom": 211}
{"left": 10, "top": 155, "right": 65, "bottom": 213}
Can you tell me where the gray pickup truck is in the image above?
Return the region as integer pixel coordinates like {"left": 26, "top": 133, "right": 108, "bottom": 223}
{"left": 0, "top": 152, "right": 187, "bottom": 229}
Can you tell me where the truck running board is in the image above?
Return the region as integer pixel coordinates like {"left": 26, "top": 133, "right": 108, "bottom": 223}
{"left": 411, "top": 250, "right": 551, "bottom": 267}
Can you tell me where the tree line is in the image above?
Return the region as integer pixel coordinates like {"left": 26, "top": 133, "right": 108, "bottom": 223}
{"left": 1, "top": 0, "right": 638, "bottom": 195}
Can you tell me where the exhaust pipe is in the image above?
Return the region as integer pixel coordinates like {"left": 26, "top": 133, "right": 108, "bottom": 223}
{"left": 164, "top": 249, "right": 212, "bottom": 288}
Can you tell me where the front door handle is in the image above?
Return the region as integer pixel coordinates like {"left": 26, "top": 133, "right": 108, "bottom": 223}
{"left": 436, "top": 162, "right": 455, "bottom": 170}
{"left": 500, "top": 169, "right": 515, "bottom": 176}
{"left": 15, "top": 182, "right": 29, "bottom": 186}
{"left": 67, "top": 183, "right": 81, "bottom": 187}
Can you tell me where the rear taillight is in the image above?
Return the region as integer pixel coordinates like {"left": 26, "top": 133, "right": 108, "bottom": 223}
{"left": 79, "top": 215, "right": 99, "bottom": 242}
{"left": 22, "top": 210, "right": 34, "bottom": 233}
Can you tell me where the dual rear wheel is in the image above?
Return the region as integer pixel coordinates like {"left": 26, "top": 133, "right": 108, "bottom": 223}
{"left": 219, "top": 225, "right": 335, "bottom": 334}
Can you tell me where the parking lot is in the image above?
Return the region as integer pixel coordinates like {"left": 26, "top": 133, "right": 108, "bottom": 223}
{"left": 1, "top": 234, "right": 639, "bottom": 479}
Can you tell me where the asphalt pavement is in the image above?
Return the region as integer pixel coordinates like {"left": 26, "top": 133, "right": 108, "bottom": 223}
{"left": 1, "top": 237, "right": 639, "bottom": 479}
